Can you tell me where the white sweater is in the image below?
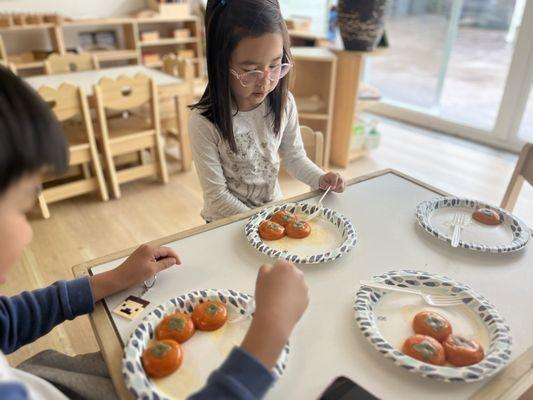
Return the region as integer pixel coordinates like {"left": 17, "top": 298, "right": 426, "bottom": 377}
{"left": 189, "top": 93, "right": 324, "bottom": 222}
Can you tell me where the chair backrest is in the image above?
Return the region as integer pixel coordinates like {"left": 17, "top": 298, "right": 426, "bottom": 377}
{"left": 44, "top": 52, "right": 99, "bottom": 75}
{"left": 162, "top": 54, "right": 195, "bottom": 82}
{"left": 0, "top": 35, "right": 7, "bottom": 62}
{"left": 501, "top": 142, "right": 533, "bottom": 211}
{"left": 301, "top": 126, "right": 324, "bottom": 168}
{"left": 38, "top": 83, "right": 83, "bottom": 122}
{"left": 93, "top": 73, "right": 154, "bottom": 112}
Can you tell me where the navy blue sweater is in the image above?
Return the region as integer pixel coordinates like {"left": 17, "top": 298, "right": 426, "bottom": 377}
{"left": 0, "top": 278, "right": 274, "bottom": 399}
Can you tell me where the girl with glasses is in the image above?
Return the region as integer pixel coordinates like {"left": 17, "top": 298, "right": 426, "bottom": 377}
{"left": 190, "top": 0, "right": 345, "bottom": 223}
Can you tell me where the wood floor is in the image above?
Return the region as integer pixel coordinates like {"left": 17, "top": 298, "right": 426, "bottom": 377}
{"left": 4, "top": 117, "right": 532, "bottom": 368}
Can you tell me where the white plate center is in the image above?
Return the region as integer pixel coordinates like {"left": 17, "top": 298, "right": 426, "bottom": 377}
{"left": 429, "top": 207, "right": 514, "bottom": 247}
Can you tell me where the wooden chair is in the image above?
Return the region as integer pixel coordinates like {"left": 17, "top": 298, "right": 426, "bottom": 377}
{"left": 93, "top": 73, "right": 169, "bottom": 199}
{"left": 37, "top": 83, "right": 109, "bottom": 218}
{"left": 44, "top": 52, "right": 99, "bottom": 75}
{"left": 501, "top": 142, "right": 533, "bottom": 211}
{"left": 162, "top": 54, "right": 195, "bottom": 82}
{"left": 159, "top": 54, "right": 194, "bottom": 170}
{"left": 301, "top": 125, "right": 325, "bottom": 168}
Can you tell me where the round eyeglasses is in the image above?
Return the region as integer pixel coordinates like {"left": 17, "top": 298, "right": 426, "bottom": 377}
{"left": 230, "top": 63, "right": 293, "bottom": 87}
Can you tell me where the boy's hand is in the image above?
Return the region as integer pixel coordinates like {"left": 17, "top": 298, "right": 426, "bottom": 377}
{"left": 90, "top": 244, "right": 181, "bottom": 302}
{"left": 319, "top": 172, "right": 345, "bottom": 193}
{"left": 241, "top": 260, "right": 309, "bottom": 369}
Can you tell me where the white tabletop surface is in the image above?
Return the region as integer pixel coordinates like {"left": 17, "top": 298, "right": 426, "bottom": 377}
{"left": 24, "top": 66, "right": 183, "bottom": 95}
{"left": 91, "top": 172, "right": 533, "bottom": 400}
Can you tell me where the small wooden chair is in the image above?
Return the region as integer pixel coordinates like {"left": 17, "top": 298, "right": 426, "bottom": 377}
{"left": 37, "top": 83, "right": 109, "bottom": 218}
{"left": 301, "top": 125, "right": 325, "bottom": 168}
{"left": 93, "top": 73, "right": 169, "bottom": 199}
{"left": 501, "top": 142, "right": 533, "bottom": 211}
{"left": 162, "top": 54, "right": 195, "bottom": 82}
{"left": 44, "top": 52, "right": 99, "bottom": 75}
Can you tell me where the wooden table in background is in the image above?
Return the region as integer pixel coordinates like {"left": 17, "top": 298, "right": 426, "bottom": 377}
{"left": 73, "top": 169, "right": 533, "bottom": 399}
{"left": 25, "top": 65, "right": 192, "bottom": 171}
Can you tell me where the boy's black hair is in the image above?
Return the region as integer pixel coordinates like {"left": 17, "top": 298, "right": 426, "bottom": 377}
{"left": 191, "top": 0, "right": 291, "bottom": 152}
{"left": 0, "top": 66, "right": 67, "bottom": 193}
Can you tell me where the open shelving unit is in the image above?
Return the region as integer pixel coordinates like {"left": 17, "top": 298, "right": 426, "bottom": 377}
{"left": 0, "top": 15, "right": 205, "bottom": 78}
{"left": 291, "top": 47, "right": 337, "bottom": 167}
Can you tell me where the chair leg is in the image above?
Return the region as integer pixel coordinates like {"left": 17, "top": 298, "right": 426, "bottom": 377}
{"left": 38, "top": 194, "right": 50, "bottom": 219}
{"left": 154, "top": 137, "right": 169, "bottom": 184}
{"left": 88, "top": 143, "right": 109, "bottom": 202}
{"left": 501, "top": 175, "right": 524, "bottom": 211}
{"left": 81, "top": 163, "right": 91, "bottom": 179}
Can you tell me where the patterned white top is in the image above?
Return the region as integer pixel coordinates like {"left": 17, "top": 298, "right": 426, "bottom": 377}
{"left": 189, "top": 93, "right": 324, "bottom": 222}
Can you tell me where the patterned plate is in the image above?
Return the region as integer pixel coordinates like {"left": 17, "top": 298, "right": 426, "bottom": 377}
{"left": 245, "top": 202, "right": 357, "bottom": 264}
{"left": 415, "top": 197, "right": 530, "bottom": 253}
{"left": 122, "top": 289, "right": 290, "bottom": 399}
{"left": 355, "top": 270, "right": 512, "bottom": 382}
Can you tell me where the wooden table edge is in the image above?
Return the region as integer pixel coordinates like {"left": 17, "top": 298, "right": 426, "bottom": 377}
{"left": 71, "top": 168, "right": 530, "bottom": 400}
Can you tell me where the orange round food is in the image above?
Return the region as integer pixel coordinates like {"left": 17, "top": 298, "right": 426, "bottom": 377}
{"left": 271, "top": 210, "right": 298, "bottom": 227}
{"left": 156, "top": 313, "right": 195, "bottom": 343}
{"left": 443, "top": 334, "right": 484, "bottom": 366}
{"left": 142, "top": 339, "right": 183, "bottom": 379}
{"left": 192, "top": 300, "right": 228, "bottom": 331}
{"left": 413, "top": 311, "right": 452, "bottom": 342}
{"left": 285, "top": 221, "right": 311, "bottom": 239}
{"left": 402, "top": 334, "right": 446, "bottom": 366}
{"left": 472, "top": 208, "right": 502, "bottom": 225}
{"left": 258, "top": 220, "right": 285, "bottom": 240}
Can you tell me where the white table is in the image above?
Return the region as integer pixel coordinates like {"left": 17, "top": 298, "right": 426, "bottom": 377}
{"left": 25, "top": 66, "right": 193, "bottom": 170}
{"left": 73, "top": 170, "right": 533, "bottom": 399}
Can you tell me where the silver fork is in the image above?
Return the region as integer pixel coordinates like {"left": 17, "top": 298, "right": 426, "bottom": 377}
{"left": 359, "top": 280, "right": 465, "bottom": 307}
{"left": 451, "top": 213, "right": 468, "bottom": 248}
{"left": 301, "top": 186, "right": 331, "bottom": 222}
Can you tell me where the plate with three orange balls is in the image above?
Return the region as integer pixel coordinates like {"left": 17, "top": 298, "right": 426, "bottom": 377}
{"left": 245, "top": 202, "right": 357, "bottom": 264}
{"left": 122, "top": 289, "right": 289, "bottom": 399}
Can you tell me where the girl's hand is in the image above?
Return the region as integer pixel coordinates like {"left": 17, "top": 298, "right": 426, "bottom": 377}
{"left": 241, "top": 260, "right": 309, "bottom": 369}
{"left": 319, "top": 172, "right": 345, "bottom": 193}
{"left": 90, "top": 244, "right": 181, "bottom": 302}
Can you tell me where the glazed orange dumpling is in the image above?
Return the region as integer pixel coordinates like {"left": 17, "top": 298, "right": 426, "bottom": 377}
{"left": 192, "top": 300, "right": 228, "bottom": 331}
{"left": 443, "top": 334, "right": 485, "bottom": 366}
{"left": 271, "top": 210, "right": 298, "bottom": 227}
{"left": 413, "top": 311, "right": 452, "bottom": 342}
{"left": 156, "top": 313, "right": 195, "bottom": 344}
{"left": 286, "top": 220, "right": 311, "bottom": 239}
{"left": 258, "top": 220, "right": 285, "bottom": 240}
{"left": 142, "top": 339, "right": 183, "bottom": 379}
{"left": 472, "top": 208, "right": 502, "bottom": 225}
{"left": 402, "top": 334, "right": 445, "bottom": 366}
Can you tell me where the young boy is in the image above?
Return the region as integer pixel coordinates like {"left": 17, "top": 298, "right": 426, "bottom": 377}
{"left": 0, "top": 67, "right": 309, "bottom": 399}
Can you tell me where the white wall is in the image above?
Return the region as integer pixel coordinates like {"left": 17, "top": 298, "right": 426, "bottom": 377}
{"left": 0, "top": 0, "right": 144, "bottom": 19}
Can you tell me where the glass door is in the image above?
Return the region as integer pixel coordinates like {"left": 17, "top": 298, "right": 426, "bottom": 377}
{"left": 364, "top": 0, "right": 533, "bottom": 150}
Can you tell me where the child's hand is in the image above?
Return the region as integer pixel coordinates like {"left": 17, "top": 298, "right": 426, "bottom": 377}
{"left": 319, "top": 172, "right": 345, "bottom": 192}
{"left": 241, "top": 260, "right": 309, "bottom": 369}
{"left": 90, "top": 244, "right": 181, "bottom": 302}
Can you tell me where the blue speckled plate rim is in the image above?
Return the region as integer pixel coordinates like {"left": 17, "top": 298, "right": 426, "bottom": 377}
{"left": 415, "top": 197, "right": 530, "bottom": 253}
{"left": 121, "top": 289, "right": 290, "bottom": 400}
{"left": 354, "top": 270, "right": 512, "bottom": 383}
{"left": 244, "top": 202, "right": 357, "bottom": 264}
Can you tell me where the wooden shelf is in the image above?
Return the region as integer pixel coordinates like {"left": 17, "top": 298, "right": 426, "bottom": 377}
{"left": 291, "top": 47, "right": 335, "bottom": 62}
{"left": 62, "top": 18, "right": 133, "bottom": 27}
{"left": 299, "top": 112, "right": 329, "bottom": 120}
{"left": 140, "top": 38, "right": 196, "bottom": 47}
{"left": 13, "top": 61, "right": 45, "bottom": 70}
{"left": 137, "top": 16, "right": 198, "bottom": 24}
{"left": 0, "top": 23, "right": 55, "bottom": 31}
{"left": 90, "top": 50, "right": 138, "bottom": 62}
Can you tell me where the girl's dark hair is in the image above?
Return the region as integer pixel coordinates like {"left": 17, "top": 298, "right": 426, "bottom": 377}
{"left": 192, "top": 0, "right": 291, "bottom": 152}
{"left": 0, "top": 66, "right": 68, "bottom": 194}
